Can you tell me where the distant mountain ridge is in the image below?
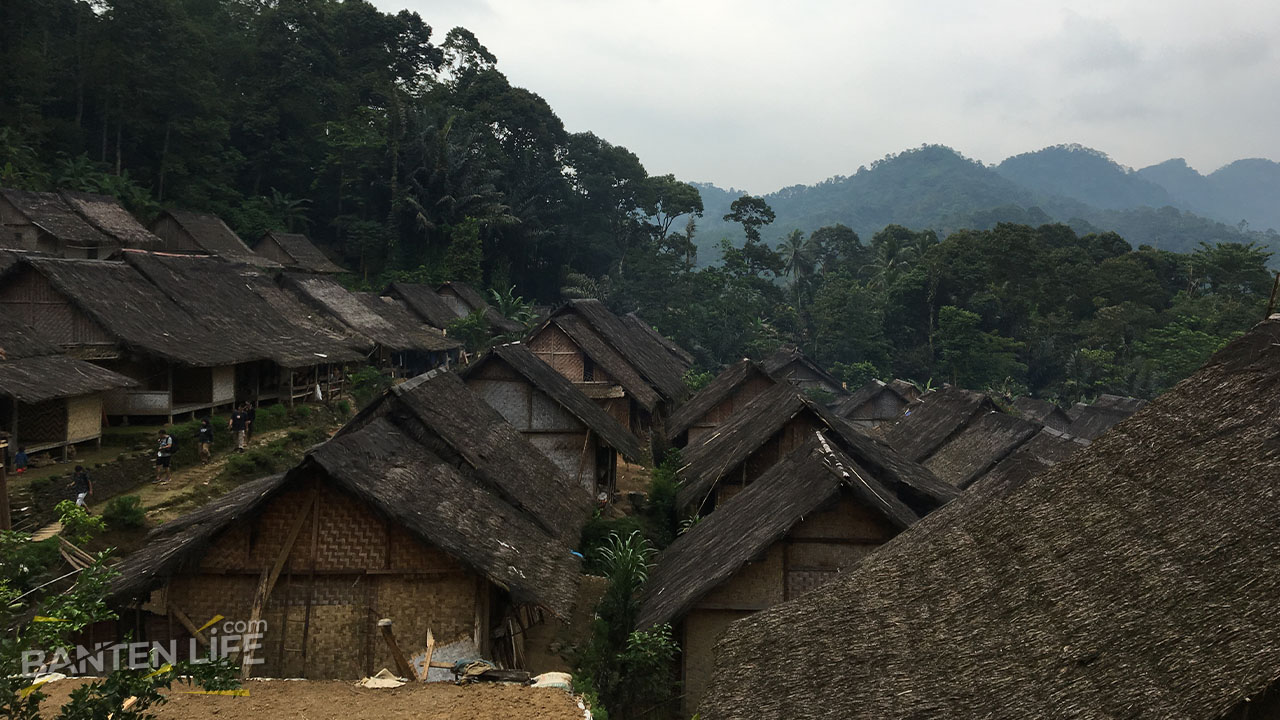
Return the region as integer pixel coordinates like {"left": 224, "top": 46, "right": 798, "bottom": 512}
{"left": 689, "top": 144, "right": 1280, "bottom": 265}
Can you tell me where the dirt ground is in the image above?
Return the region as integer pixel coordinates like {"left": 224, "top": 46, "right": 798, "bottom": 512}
{"left": 36, "top": 678, "right": 588, "bottom": 720}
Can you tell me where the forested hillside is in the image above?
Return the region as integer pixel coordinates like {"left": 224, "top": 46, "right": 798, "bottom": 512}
{"left": 692, "top": 144, "right": 1280, "bottom": 263}
{"left": 1, "top": 0, "right": 1274, "bottom": 405}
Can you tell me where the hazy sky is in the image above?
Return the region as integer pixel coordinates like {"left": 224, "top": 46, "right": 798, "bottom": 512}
{"left": 375, "top": 0, "right": 1280, "bottom": 194}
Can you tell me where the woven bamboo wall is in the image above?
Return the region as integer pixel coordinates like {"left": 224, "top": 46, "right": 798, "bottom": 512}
{"left": 683, "top": 609, "right": 754, "bottom": 716}
{"left": 165, "top": 479, "right": 481, "bottom": 679}
{"left": 470, "top": 379, "right": 532, "bottom": 430}
{"left": 212, "top": 366, "right": 235, "bottom": 404}
{"left": 151, "top": 216, "right": 203, "bottom": 253}
{"left": 697, "top": 545, "right": 784, "bottom": 609}
{"left": 0, "top": 270, "right": 115, "bottom": 346}
{"left": 528, "top": 432, "right": 594, "bottom": 492}
{"left": 66, "top": 394, "right": 103, "bottom": 443}
{"left": 17, "top": 399, "right": 66, "bottom": 443}
{"left": 528, "top": 324, "right": 585, "bottom": 382}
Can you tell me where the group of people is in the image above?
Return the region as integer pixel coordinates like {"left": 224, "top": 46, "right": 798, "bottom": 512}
{"left": 68, "top": 402, "right": 259, "bottom": 510}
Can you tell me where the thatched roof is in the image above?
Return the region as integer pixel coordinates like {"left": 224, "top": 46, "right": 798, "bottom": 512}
{"left": 255, "top": 230, "right": 344, "bottom": 273}
{"left": 281, "top": 274, "right": 459, "bottom": 354}
{"left": 1093, "top": 393, "right": 1148, "bottom": 414}
{"left": 638, "top": 431, "right": 918, "bottom": 629}
{"left": 543, "top": 300, "right": 690, "bottom": 403}
{"left": 976, "top": 427, "right": 1090, "bottom": 494}
{"left": 760, "top": 347, "right": 846, "bottom": 396}
{"left": 4, "top": 257, "right": 246, "bottom": 366}
{"left": 0, "top": 315, "right": 136, "bottom": 403}
{"left": 59, "top": 191, "right": 162, "bottom": 249}
{"left": 110, "top": 371, "right": 592, "bottom": 618}
{"left": 624, "top": 312, "right": 694, "bottom": 366}
{"left": 833, "top": 379, "right": 912, "bottom": 420}
{"left": 247, "top": 278, "right": 372, "bottom": 354}
{"left": 343, "top": 370, "right": 593, "bottom": 546}
{"left": 155, "top": 209, "right": 279, "bottom": 267}
{"left": 384, "top": 282, "right": 461, "bottom": 329}
{"left": 677, "top": 382, "right": 957, "bottom": 515}
{"left": 700, "top": 316, "right": 1280, "bottom": 720}
{"left": 881, "top": 387, "right": 998, "bottom": 461}
{"left": 122, "top": 253, "right": 363, "bottom": 367}
{"left": 666, "top": 360, "right": 776, "bottom": 441}
{"left": 437, "top": 281, "right": 524, "bottom": 334}
{"left": 920, "top": 410, "right": 1041, "bottom": 489}
{"left": 1010, "top": 396, "right": 1073, "bottom": 431}
{"left": 0, "top": 189, "right": 112, "bottom": 247}
{"left": 459, "top": 343, "right": 648, "bottom": 464}
{"left": 1065, "top": 405, "right": 1131, "bottom": 440}
{"left": 547, "top": 312, "right": 663, "bottom": 411}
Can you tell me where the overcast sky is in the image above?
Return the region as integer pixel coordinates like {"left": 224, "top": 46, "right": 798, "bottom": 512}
{"left": 375, "top": 0, "right": 1280, "bottom": 194}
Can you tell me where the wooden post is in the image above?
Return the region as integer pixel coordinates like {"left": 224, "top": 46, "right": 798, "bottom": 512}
{"left": 239, "top": 495, "right": 313, "bottom": 679}
{"left": 0, "top": 436, "right": 10, "bottom": 531}
{"left": 169, "top": 605, "right": 211, "bottom": 648}
{"left": 377, "top": 619, "right": 416, "bottom": 680}
{"left": 421, "top": 629, "right": 435, "bottom": 682}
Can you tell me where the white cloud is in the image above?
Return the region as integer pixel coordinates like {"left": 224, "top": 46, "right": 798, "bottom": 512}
{"left": 376, "top": 0, "right": 1280, "bottom": 189}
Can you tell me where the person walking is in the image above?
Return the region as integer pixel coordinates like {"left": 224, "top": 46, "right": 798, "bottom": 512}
{"left": 229, "top": 406, "right": 248, "bottom": 452}
{"left": 155, "top": 429, "right": 175, "bottom": 484}
{"left": 243, "top": 402, "right": 256, "bottom": 441}
{"left": 196, "top": 418, "right": 214, "bottom": 464}
{"left": 70, "top": 465, "right": 93, "bottom": 508}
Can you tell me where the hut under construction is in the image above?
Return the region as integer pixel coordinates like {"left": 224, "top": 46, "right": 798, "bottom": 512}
{"left": 699, "top": 315, "right": 1280, "bottom": 720}
{"left": 675, "top": 381, "right": 957, "bottom": 518}
{"left": 150, "top": 209, "right": 279, "bottom": 267}
{"left": 665, "top": 360, "right": 777, "bottom": 447}
{"left": 640, "top": 431, "right": 923, "bottom": 715}
{"left": 0, "top": 315, "right": 136, "bottom": 460}
{"left": 106, "top": 370, "right": 592, "bottom": 679}
{"left": 459, "top": 342, "right": 648, "bottom": 498}
{"left": 253, "top": 230, "right": 344, "bottom": 273}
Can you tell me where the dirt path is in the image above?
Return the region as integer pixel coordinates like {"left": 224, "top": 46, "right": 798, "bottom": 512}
{"left": 36, "top": 678, "right": 588, "bottom": 720}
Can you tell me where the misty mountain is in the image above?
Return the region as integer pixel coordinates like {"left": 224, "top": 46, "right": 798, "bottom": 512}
{"left": 689, "top": 144, "right": 1278, "bottom": 265}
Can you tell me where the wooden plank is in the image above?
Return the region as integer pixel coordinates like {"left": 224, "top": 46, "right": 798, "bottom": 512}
{"left": 421, "top": 629, "right": 435, "bottom": 683}
{"left": 377, "top": 619, "right": 416, "bottom": 680}
{"left": 169, "top": 605, "right": 211, "bottom": 649}
{"left": 239, "top": 492, "right": 314, "bottom": 679}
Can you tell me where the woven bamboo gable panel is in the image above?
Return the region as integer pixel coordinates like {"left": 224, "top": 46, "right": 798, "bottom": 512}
{"left": 528, "top": 323, "right": 585, "bottom": 381}
{"left": 17, "top": 399, "right": 66, "bottom": 443}
{"left": 0, "top": 270, "right": 115, "bottom": 347}
{"left": 66, "top": 394, "right": 103, "bottom": 442}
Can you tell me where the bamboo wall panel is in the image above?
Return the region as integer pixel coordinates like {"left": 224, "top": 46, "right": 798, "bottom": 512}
{"left": 789, "top": 495, "right": 896, "bottom": 541}
{"left": 683, "top": 609, "right": 755, "bottom": 716}
{"left": 471, "top": 379, "right": 531, "bottom": 430}
{"left": 528, "top": 433, "right": 594, "bottom": 492}
{"left": 530, "top": 390, "right": 580, "bottom": 432}
{"left": 212, "top": 366, "right": 235, "bottom": 404}
{"left": 528, "top": 324, "right": 584, "bottom": 382}
{"left": 18, "top": 399, "right": 66, "bottom": 443}
{"left": 66, "top": 394, "right": 103, "bottom": 442}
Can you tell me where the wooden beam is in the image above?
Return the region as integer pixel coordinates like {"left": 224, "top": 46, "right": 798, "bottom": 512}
{"left": 169, "top": 605, "right": 211, "bottom": 649}
{"left": 377, "top": 619, "right": 416, "bottom": 680}
{"left": 421, "top": 629, "right": 435, "bottom": 682}
{"left": 239, "top": 493, "right": 314, "bottom": 679}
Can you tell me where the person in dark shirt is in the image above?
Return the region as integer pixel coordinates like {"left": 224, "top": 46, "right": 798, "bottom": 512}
{"left": 14, "top": 445, "right": 28, "bottom": 474}
{"left": 229, "top": 408, "right": 248, "bottom": 452}
{"left": 70, "top": 465, "right": 93, "bottom": 508}
{"left": 155, "top": 429, "right": 175, "bottom": 484}
{"left": 244, "top": 403, "right": 257, "bottom": 441}
{"left": 197, "top": 419, "right": 214, "bottom": 463}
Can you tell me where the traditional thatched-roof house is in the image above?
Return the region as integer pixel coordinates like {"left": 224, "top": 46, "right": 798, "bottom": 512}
{"left": 832, "top": 378, "right": 913, "bottom": 428}
{"left": 280, "top": 274, "right": 460, "bottom": 377}
{"left": 0, "top": 189, "right": 113, "bottom": 257}
{"left": 1064, "top": 394, "right": 1147, "bottom": 440}
{"left": 676, "top": 381, "right": 956, "bottom": 518}
{"left": 881, "top": 386, "right": 998, "bottom": 462}
{"left": 459, "top": 343, "right": 648, "bottom": 499}
{"left": 665, "top": 360, "right": 777, "bottom": 447}
{"left": 253, "top": 230, "right": 344, "bottom": 273}
{"left": 525, "top": 299, "right": 691, "bottom": 436}
{"left": 0, "top": 257, "right": 256, "bottom": 419}
{"left": 149, "top": 209, "right": 279, "bottom": 267}
{"left": 700, "top": 317, "right": 1280, "bottom": 720}
{"left": 624, "top": 311, "right": 694, "bottom": 366}
{"left": 123, "top": 253, "right": 364, "bottom": 404}
{"left": 917, "top": 410, "right": 1041, "bottom": 489}
{"left": 107, "top": 370, "right": 591, "bottom": 678}
{"left": 760, "top": 347, "right": 846, "bottom": 400}
{"left": 1010, "top": 395, "right": 1073, "bottom": 431}
{"left": 640, "top": 431, "right": 922, "bottom": 714}
{"left": 59, "top": 191, "right": 163, "bottom": 250}
{"left": 382, "top": 282, "right": 461, "bottom": 329}
{"left": 0, "top": 315, "right": 136, "bottom": 460}
{"left": 436, "top": 281, "right": 524, "bottom": 335}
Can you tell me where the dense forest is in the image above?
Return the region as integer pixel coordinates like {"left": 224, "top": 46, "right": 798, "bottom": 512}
{"left": 1, "top": 0, "right": 1275, "bottom": 404}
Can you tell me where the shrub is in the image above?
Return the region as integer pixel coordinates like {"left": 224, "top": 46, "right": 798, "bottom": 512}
{"left": 254, "top": 403, "right": 288, "bottom": 433}
{"left": 56, "top": 500, "right": 106, "bottom": 544}
{"left": 336, "top": 399, "right": 352, "bottom": 417}
{"left": 682, "top": 368, "right": 714, "bottom": 393}
{"left": 101, "top": 495, "right": 147, "bottom": 530}
{"left": 578, "top": 515, "right": 647, "bottom": 575}
{"left": 349, "top": 365, "right": 391, "bottom": 409}
{"left": 294, "top": 405, "right": 312, "bottom": 421}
